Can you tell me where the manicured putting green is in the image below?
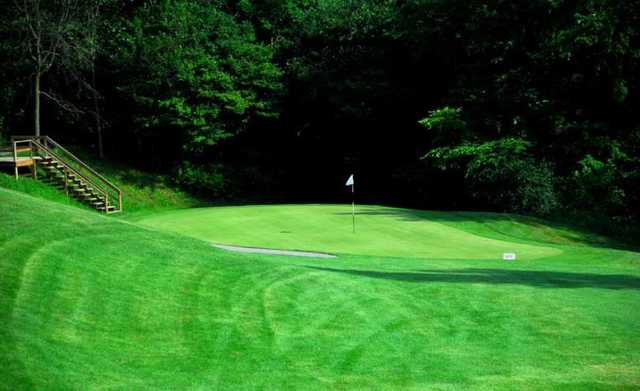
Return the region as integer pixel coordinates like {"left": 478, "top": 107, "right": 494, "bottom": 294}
{"left": 137, "top": 204, "right": 565, "bottom": 260}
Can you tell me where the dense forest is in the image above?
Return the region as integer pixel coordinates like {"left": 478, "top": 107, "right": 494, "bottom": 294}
{"left": 1, "top": 0, "right": 638, "bottom": 233}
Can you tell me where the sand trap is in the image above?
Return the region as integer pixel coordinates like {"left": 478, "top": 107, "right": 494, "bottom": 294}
{"left": 212, "top": 243, "right": 336, "bottom": 258}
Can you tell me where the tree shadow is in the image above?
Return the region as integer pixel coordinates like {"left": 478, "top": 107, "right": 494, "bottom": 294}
{"left": 306, "top": 266, "right": 640, "bottom": 290}
{"left": 67, "top": 146, "right": 168, "bottom": 191}
{"left": 333, "top": 207, "right": 635, "bottom": 250}
{"left": 118, "top": 169, "right": 164, "bottom": 190}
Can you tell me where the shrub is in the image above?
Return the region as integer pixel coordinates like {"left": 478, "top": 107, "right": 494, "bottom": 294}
{"left": 424, "top": 138, "right": 558, "bottom": 215}
{"left": 174, "top": 161, "right": 226, "bottom": 197}
{"left": 418, "top": 106, "right": 467, "bottom": 146}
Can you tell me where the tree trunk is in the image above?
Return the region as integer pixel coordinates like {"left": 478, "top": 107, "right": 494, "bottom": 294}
{"left": 96, "top": 109, "right": 104, "bottom": 159}
{"left": 34, "top": 72, "right": 41, "bottom": 136}
{"left": 92, "top": 70, "right": 104, "bottom": 159}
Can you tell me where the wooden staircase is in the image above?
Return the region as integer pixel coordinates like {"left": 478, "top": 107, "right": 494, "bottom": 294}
{"left": 3, "top": 136, "right": 122, "bottom": 214}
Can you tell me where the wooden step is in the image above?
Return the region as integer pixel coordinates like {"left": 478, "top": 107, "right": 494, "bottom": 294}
{"left": 79, "top": 193, "right": 101, "bottom": 200}
{"left": 40, "top": 165, "right": 60, "bottom": 171}
{"left": 41, "top": 160, "right": 64, "bottom": 168}
{"left": 87, "top": 194, "right": 103, "bottom": 200}
{"left": 68, "top": 182, "right": 89, "bottom": 190}
{"left": 72, "top": 190, "right": 93, "bottom": 197}
{"left": 31, "top": 138, "right": 122, "bottom": 213}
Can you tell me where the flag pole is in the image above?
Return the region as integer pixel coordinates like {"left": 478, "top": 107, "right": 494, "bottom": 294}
{"left": 352, "top": 180, "right": 355, "bottom": 233}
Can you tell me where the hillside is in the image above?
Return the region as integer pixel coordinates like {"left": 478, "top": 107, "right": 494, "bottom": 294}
{"left": 1, "top": 187, "right": 639, "bottom": 389}
{"left": 0, "top": 154, "right": 200, "bottom": 217}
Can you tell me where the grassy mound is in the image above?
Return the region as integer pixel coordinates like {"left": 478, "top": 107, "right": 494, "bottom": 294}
{"left": 1, "top": 188, "right": 639, "bottom": 389}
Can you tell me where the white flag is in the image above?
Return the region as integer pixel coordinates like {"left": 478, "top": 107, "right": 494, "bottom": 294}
{"left": 345, "top": 174, "right": 354, "bottom": 186}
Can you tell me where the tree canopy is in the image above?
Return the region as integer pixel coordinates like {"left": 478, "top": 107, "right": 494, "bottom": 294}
{"left": 1, "top": 0, "right": 638, "bottom": 233}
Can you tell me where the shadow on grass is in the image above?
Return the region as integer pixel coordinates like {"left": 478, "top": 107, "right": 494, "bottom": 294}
{"left": 307, "top": 266, "right": 640, "bottom": 290}
{"left": 118, "top": 170, "right": 164, "bottom": 191}
{"left": 334, "top": 207, "right": 635, "bottom": 250}
{"left": 67, "top": 146, "right": 167, "bottom": 191}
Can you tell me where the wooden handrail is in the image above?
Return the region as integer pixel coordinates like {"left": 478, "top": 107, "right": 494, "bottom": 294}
{"left": 11, "top": 135, "right": 122, "bottom": 212}
{"left": 12, "top": 139, "right": 33, "bottom": 179}
{"left": 41, "top": 136, "right": 121, "bottom": 194}
{"left": 29, "top": 139, "right": 110, "bottom": 201}
{"left": 13, "top": 139, "right": 33, "bottom": 160}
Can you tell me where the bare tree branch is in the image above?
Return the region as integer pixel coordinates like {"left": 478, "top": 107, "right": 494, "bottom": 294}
{"left": 40, "top": 90, "right": 84, "bottom": 115}
{"left": 12, "top": 0, "right": 104, "bottom": 134}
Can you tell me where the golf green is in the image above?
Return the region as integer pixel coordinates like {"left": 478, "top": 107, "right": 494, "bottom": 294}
{"left": 137, "top": 204, "right": 573, "bottom": 260}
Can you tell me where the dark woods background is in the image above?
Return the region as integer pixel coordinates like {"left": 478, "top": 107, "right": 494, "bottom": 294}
{"left": 1, "top": 0, "right": 639, "bottom": 234}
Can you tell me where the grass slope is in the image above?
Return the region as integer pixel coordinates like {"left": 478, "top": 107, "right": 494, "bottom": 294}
{"left": 1, "top": 189, "right": 640, "bottom": 390}
{"left": 0, "top": 151, "right": 200, "bottom": 216}
{"left": 136, "top": 204, "right": 625, "bottom": 261}
{"left": 0, "top": 173, "right": 86, "bottom": 209}
{"left": 70, "top": 155, "right": 201, "bottom": 216}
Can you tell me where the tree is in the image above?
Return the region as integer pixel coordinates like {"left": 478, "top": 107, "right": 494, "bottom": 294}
{"left": 110, "top": 0, "right": 283, "bottom": 154}
{"left": 11, "top": 0, "right": 103, "bottom": 136}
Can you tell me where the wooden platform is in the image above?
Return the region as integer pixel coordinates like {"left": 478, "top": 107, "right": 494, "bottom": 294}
{"left": 0, "top": 156, "right": 40, "bottom": 165}
{"left": 1, "top": 136, "right": 122, "bottom": 212}
{"left": 0, "top": 155, "right": 40, "bottom": 178}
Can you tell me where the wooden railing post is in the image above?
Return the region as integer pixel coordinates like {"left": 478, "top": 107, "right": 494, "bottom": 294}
{"left": 64, "top": 168, "right": 69, "bottom": 195}
{"left": 12, "top": 141, "right": 18, "bottom": 179}
{"left": 19, "top": 135, "right": 123, "bottom": 213}
{"left": 30, "top": 142, "right": 36, "bottom": 179}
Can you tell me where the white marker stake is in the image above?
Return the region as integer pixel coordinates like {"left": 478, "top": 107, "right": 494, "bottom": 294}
{"left": 503, "top": 253, "right": 516, "bottom": 261}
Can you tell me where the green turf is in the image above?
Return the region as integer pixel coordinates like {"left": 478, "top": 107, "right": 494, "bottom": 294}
{"left": 135, "top": 204, "right": 625, "bottom": 261}
{"left": 1, "top": 188, "right": 639, "bottom": 390}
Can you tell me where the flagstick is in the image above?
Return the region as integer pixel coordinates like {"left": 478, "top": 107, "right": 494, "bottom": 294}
{"left": 352, "top": 182, "right": 355, "bottom": 233}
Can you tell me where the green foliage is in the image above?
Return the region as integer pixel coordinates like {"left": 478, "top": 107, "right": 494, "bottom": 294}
{"left": 425, "top": 138, "right": 558, "bottom": 215}
{"left": 112, "top": 0, "right": 283, "bottom": 151}
{"left": 0, "top": 0, "right": 638, "bottom": 227}
{"left": 418, "top": 107, "right": 467, "bottom": 145}
{"left": 561, "top": 141, "right": 638, "bottom": 218}
{"left": 174, "top": 161, "right": 226, "bottom": 197}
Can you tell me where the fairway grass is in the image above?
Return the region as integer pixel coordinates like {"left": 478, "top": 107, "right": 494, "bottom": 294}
{"left": 1, "top": 188, "right": 640, "bottom": 389}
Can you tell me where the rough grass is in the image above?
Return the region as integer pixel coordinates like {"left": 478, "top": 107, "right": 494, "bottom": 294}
{"left": 1, "top": 188, "right": 639, "bottom": 390}
{"left": 0, "top": 152, "right": 200, "bottom": 216}
{"left": 70, "top": 155, "right": 201, "bottom": 216}
{"left": 0, "top": 172, "right": 86, "bottom": 209}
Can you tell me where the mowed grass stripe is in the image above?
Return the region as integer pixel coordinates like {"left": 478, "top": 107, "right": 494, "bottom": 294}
{"left": 1, "top": 188, "right": 639, "bottom": 389}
